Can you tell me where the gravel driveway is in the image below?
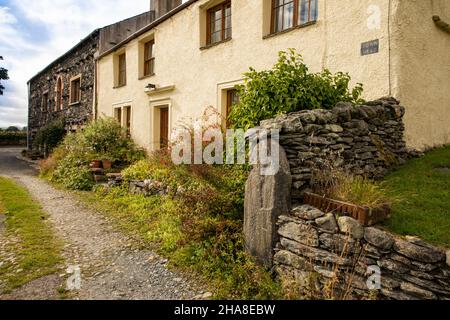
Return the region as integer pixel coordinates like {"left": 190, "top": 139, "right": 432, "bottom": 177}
{"left": 0, "top": 147, "right": 205, "bottom": 300}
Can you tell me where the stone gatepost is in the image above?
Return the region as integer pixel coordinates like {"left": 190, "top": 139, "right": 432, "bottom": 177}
{"left": 244, "top": 142, "right": 292, "bottom": 268}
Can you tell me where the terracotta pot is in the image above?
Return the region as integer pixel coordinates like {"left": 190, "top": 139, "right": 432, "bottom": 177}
{"left": 90, "top": 160, "right": 102, "bottom": 169}
{"left": 102, "top": 160, "right": 112, "bottom": 170}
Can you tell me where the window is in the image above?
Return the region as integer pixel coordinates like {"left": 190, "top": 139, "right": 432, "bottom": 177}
{"left": 272, "top": 0, "right": 318, "bottom": 33}
{"left": 114, "top": 106, "right": 132, "bottom": 135}
{"left": 114, "top": 108, "right": 122, "bottom": 125}
{"left": 118, "top": 53, "right": 127, "bottom": 87}
{"left": 226, "top": 89, "right": 240, "bottom": 128}
{"left": 207, "top": 1, "right": 232, "bottom": 45}
{"left": 144, "top": 40, "right": 155, "bottom": 77}
{"left": 124, "top": 106, "right": 132, "bottom": 136}
{"left": 56, "top": 77, "right": 63, "bottom": 111}
{"left": 42, "top": 93, "right": 48, "bottom": 112}
{"left": 70, "top": 77, "right": 81, "bottom": 104}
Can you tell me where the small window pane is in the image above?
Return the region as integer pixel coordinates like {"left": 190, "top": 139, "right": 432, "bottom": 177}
{"left": 299, "top": 0, "right": 318, "bottom": 24}
{"left": 276, "top": 7, "right": 283, "bottom": 32}
{"left": 284, "top": 2, "right": 294, "bottom": 29}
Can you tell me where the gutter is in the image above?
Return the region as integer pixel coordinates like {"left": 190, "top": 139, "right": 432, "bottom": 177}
{"left": 97, "top": 0, "right": 198, "bottom": 60}
{"left": 433, "top": 15, "right": 450, "bottom": 34}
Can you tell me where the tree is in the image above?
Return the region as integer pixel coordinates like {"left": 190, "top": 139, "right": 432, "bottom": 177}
{"left": 6, "top": 126, "right": 19, "bottom": 132}
{"left": 0, "top": 56, "right": 9, "bottom": 96}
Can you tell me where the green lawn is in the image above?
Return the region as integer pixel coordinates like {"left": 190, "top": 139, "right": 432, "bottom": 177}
{"left": 382, "top": 145, "right": 450, "bottom": 248}
{"left": 0, "top": 177, "right": 63, "bottom": 292}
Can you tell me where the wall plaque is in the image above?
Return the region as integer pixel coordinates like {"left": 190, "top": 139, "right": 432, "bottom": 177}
{"left": 361, "top": 39, "right": 379, "bottom": 56}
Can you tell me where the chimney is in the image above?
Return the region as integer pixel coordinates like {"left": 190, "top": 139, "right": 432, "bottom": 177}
{"left": 150, "top": 0, "right": 182, "bottom": 18}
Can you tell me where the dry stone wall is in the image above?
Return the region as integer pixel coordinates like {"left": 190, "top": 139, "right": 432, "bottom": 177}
{"left": 259, "top": 97, "right": 411, "bottom": 201}
{"left": 275, "top": 205, "right": 450, "bottom": 300}
{"left": 244, "top": 97, "right": 449, "bottom": 300}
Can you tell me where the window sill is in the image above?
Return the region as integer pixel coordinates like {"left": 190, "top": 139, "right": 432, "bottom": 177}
{"left": 200, "top": 38, "right": 232, "bottom": 50}
{"left": 113, "top": 84, "right": 127, "bottom": 89}
{"left": 263, "top": 21, "right": 317, "bottom": 40}
{"left": 139, "top": 74, "right": 156, "bottom": 80}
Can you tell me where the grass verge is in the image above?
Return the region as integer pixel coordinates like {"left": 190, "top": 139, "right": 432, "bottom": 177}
{"left": 382, "top": 145, "right": 450, "bottom": 247}
{"left": 0, "top": 177, "right": 63, "bottom": 292}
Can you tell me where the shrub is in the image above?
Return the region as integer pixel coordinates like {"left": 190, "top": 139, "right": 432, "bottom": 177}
{"left": 229, "top": 49, "right": 365, "bottom": 130}
{"left": 0, "top": 131, "right": 27, "bottom": 145}
{"left": 43, "top": 118, "right": 145, "bottom": 190}
{"left": 51, "top": 155, "right": 94, "bottom": 191}
{"left": 33, "top": 118, "right": 66, "bottom": 154}
{"left": 81, "top": 117, "right": 144, "bottom": 163}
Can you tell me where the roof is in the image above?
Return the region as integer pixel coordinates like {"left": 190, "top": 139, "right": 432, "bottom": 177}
{"left": 98, "top": 0, "right": 199, "bottom": 59}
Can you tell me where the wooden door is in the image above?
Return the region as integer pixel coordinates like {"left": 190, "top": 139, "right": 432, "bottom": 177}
{"left": 160, "top": 107, "right": 169, "bottom": 148}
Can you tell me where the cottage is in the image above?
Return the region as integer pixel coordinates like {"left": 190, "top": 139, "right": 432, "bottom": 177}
{"left": 95, "top": 0, "right": 450, "bottom": 151}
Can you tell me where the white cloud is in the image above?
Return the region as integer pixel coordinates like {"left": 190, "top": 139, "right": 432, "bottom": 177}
{"left": 0, "top": 0, "right": 150, "bottom": 128}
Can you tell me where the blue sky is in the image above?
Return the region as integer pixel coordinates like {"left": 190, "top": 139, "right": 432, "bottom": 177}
{"left": 0, "top": 0, "right": 151, "bottom": 128}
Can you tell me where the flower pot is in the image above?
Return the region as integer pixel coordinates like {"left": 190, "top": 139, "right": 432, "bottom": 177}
{"left": 90, "top": 160, "right": 102, "bottom": 169}
{"left": 102, "top": 160, "right": 112, "bottom": 170}
{"left": 303, "top": 192, "right": 391, "bottom": 226}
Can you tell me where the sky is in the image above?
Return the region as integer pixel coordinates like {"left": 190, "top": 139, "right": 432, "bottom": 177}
{"left": 0, "top": 0, "right": 151, "bottom": 128}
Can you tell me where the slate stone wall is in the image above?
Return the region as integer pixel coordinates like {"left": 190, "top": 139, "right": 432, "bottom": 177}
{"left": 259, "top": 97, "right": 411, "bottom": 201}
{"left": 28, "top": 31, "right": 99, "bottom": 149}
{"left": 275, "top": 205, "right": 450, "bottom": 300}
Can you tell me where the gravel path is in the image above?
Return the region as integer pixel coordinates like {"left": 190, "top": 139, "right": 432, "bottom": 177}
{"left": 0, "top": 148, "right": 206, "bottom": 300}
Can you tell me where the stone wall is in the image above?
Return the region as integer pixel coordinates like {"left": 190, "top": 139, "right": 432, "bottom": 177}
{"left": 244, "top": 97, "right": 450, "bottom": 300}
{"left": 275, "top": 205, "right": 450, "bottom": 300}
{"left": 259, "top": 97, "right": 411, "bottom": 201}
{"left": 28, "top": 31, "right": 99, "bottom": 148}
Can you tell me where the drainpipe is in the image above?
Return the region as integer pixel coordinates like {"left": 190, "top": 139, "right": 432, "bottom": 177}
{"left": 387, "top": 0, "right": 392, "bottom": 97}
{"left": 94, "top": 51, "right": 99, "bottom": 121}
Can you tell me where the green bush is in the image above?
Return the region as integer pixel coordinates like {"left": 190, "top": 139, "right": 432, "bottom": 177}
{"left": 229, "top": 49, "right": 365, "bottom": 130}
{"left": 43, "top": 118, "right": 145, "bottom": 190}
{"left": 51, "top": 155, "right": 94, "bottom": 191}
{"left": 33, "top": 118, "right": 66, "bottom": 154}
{"left": 0, "top": 131, "right": 27, "bottom": 145}
{"left": 81, "top": 118, "right": 143, "bottom": 162}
